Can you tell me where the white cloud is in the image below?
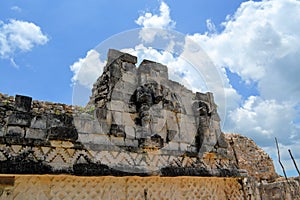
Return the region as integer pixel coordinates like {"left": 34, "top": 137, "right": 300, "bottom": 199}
{"left": 190, "top": 0, "right": 300, "bottom": 100}
{"left": 70, "top": 49, "right": 106, "bottom": 89}
{"left": 0, "top": 19, "right": 48, "bottom": 60}
{"left": 135, "top": 1, "right": 175, "bottom": 29}
{"left": 228, "top": 96, "right": 299, "bottom": 146}
{"left": 135, "top": 1, "right": 176, "bottom": 43}
{"left": 263, "top": 142, "right": 300, "bottom": 177}
{"left": 11, "top": 6, "right": 22, "bottom": 12}
{"left": 188, "top": 0, "right": 300, "bottom": 163}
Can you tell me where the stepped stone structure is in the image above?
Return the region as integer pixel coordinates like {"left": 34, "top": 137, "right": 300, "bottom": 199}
{"left": 0, "top": 49, "right": 299, "bottom": 199}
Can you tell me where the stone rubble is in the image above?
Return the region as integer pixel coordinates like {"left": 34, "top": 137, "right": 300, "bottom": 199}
{"left": 225, "top": 133, "right": 278, "bottom": 181}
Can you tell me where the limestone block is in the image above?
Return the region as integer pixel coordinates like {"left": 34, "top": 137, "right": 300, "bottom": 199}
{"left": 78, "top": 133, "right": 111, "bottom": 145}
{"left": 135, "top": 127, "right": 151, "bottom": 138}
{"left": 203, "top": 129, "right": 217, "bottom": 147}
{"left": 180, "top": 96, "right": 194, "bottom": 115}
{"left": 123, "top": 83, "right": 137, "bottom": 96}
{"left": 30, "top": 116, "right": 47, "bottom": 129}
{"left": 111, "top": 90, "right": 123, "bottom": 101}
{"left": 99, "top": 120, "right": 110, "bottom": 134}
{"left": 163, "top": 141, "right": 179, "bottom": 151}
{"left": 105, "top": 110, "right": 112, "bottom": 124}
{"left": 216, "top": 131, "right": 228, "bottom": 148}
{"left": 25, "top": 128, "right": 47, "bottom": 139}
{"left": 179, "top": 142, "right": 189, "bottom": 151}
{"left": 173, "top": 116, "right": 197, "bottom": 143}
{"left": 74, "top": 118, "right": 103, "bottom": 134}
{"left": 199, "top": 144, "right": 212, "bottom": 153}
{"left": 111, "top": 111, "right": 123, "bottom": 125}
{"left": 47, "top": 114, "right": 73, "bottom": 128}
{"left": 109, "top": 124, "right": 125, "bottom": 137}
{"left": 156, "top": 126, "right": 167, "bottom": 141}
{"left": 166, "top": 111, "right": 179, "bottom": 131}
{"left": 149, "top": 104, "right": 164, "bottom": 118}
{"left": 167, "top": 130, "right": 177, "bottom": 142}
{"left": 95, "top": 107, "right": 107, "bottom": 120}
{"left": 124, "top": 126, "right": 135, "bottom": 139}
{"left": 139, "top": 74, "right": 147, "bottom": 85}
{"left": 108, "top": 101, "right": 125, "bottom": 112}
{"left": 186, "top": 146, "right": 198, "bottom": 153}
{"left": 6, "top": 126, "right": 25, "bottom": 137}
{"left": 48, "top": 126, "right": 78, "bottom": 142}
{"left": 121, "top": 72, "right": 137, "bottom": 85}
{"left": 139, "top": 60, "right": 168, "bottom": 79}
{"left": 122, "top": 62, "right": 137, "bottom": 73}
{"left": 125, "top": 138, "right": 139, "bottom": 147}
{"left": 15, "top": 95, "right": 32, "bottom": 112}
{"left": 78, "top": 112, "right": 94, "bottom": 120}
{"left": 7, "top": 112, "right": 32, "bottom": 127}
{"left": 110, "top": 136, "right": 125, "bottom": 146}
{"left": 122, "top": 113, "right": 135, "bottom": 126}
{"left": 107, "top": 49, "right": 137, "bottom": 65}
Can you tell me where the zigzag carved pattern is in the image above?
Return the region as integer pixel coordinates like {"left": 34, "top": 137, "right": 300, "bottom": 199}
{"left": 0, "top": 143, "right": 209, "bottom": 171}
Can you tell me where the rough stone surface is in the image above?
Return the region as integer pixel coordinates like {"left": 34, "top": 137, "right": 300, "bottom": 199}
{"left": 225, "top": 133, "right": 278, "bottom": 181}
{"left": 258, "top": 176, "right": 300, "bottom": 200}
{"left": 89, "top": 49, "right": 226, "bottom": 156}
{"left": 15, "top": 95, "right": 32, "bottom": 112}
{"left": 0, "top": 49, "right": 236, "bottom": 177}
{"left": 0, "top": 175, "right": 298, "bottom": 200}
{"left": 0, "top": 175, "right": 247, "bottom": 200}
{"left": 0, "top": 49, "right": 299, "bottom": 199}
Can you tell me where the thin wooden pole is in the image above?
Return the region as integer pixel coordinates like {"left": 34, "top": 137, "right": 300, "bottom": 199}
{"left": 275, "top": 137, "right": 288, "bottom": 181}
{"left": 288, "top": 149, "right": 300, "bottom": 176}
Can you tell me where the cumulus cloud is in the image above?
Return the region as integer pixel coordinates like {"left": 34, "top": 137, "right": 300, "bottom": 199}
{"left": 0, "top": 19, "right": 48, "bottom": 61}
{"left": 229, "top": 96, "right": 299, "bottom": 145}
{"left": 122, "top": 44, "right": 209, "bottom": 92}
{"left": 191, "top": 0, "right": 300, "bottom": 99}
{"left": 188, "top": 0, "right": 300, "bottom": 175}
{"left": 135, "top": 1, "right": 176, "bottom": 43}
{"left": 70, "top": 49, "right": 106, "bottom": 89}
{"left": 135, "top": 1, "right": 175, "bottom": 29}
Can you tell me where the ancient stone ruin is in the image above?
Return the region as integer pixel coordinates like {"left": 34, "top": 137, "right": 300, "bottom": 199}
{"left": 0, "top": 49, "right": 299, "bottom": 199}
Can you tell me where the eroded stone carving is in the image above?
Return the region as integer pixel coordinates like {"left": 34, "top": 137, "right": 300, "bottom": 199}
{"left": 0, "top": 49, "right": 238, "bottom": 176}
{"left": 89, "top": 49, "right": 226, "bottom": 155}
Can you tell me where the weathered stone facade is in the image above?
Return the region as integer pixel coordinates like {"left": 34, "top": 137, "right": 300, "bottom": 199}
{"left": 0, "top": 49, "right": 299, "bottom": 199}
{"left": 0, "top": 49, "right": 237, "bottom": 176}
{"left": 89, "top": 49, "right": 227, "bottom": 155}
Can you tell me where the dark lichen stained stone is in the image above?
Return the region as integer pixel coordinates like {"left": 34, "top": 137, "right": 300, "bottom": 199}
{"left": 15, "top": 95, "right": 32, "bottom": 112}
{"left": 73, "top": 163, "right": 149, "bottom": 176}
{"left": 0, "top": 161, "right": 52, "bottom": 174}
{"left": 160, "top": 167, "right": 240, "bottom": 177}
{"left": 160, "top": 167, "right": 211, "bottom": 176}
{"left": 7, "top": 112, "right": 32, "bottom": 127}
{"left": 48, "top": 127, "right": 78, "bottom": 141}
{"left": 0, "top": 137, "right": 50, "bottom": 146}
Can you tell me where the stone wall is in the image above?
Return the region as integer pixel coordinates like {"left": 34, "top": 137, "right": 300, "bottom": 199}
{"left": 258, "top": 177, "right": 300, "bottom": 200}
{"left": 0, "top": 175, "right": 247, "bottom": 200}
{"left": 0, "top": 49, "right": 299, "bottom": 199}
{"left": 0, "top": 49, "right": 239, "bottom": 176}
{"left": 0, "top": 93, "right": 238, "bottom": 176}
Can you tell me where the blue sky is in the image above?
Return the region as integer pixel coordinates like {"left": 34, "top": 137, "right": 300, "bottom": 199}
{"left": 1, "top": 0, "right": 300, "bottom": 177}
